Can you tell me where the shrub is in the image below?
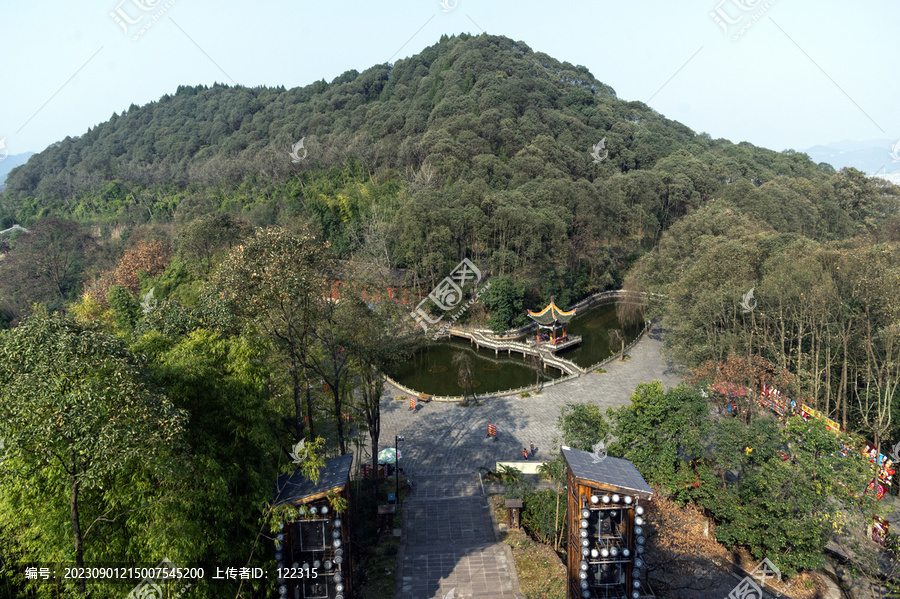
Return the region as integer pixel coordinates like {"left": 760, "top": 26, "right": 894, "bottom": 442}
{"left": 499, "top": 465, "right": 535, "bottom": 499}
{"left": 522, "top": 489, "right": 567, "bottom": 546}
{"left": 497, "top": 464, "right": 522, "bottom": 484}
{"left": 107, "top": 285, "right": 141, "bottom": 332}
{"left": 134, "top": 299, "right": 201, "bottom": 338}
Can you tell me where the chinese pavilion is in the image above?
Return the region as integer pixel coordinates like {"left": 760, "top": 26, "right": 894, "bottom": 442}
{"left": 528, "top": 297, "right": 576, "bottom": 346}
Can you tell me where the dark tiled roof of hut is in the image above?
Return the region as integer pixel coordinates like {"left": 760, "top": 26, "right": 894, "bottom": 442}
{"left": 274, "top": 453, "right": 354, "bottom": 506}
{"left": 561, "top": 446, "right": 653, "bottom": 497}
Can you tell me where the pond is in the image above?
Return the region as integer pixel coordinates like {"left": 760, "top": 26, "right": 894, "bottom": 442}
{"left": 388, "top": 302, "right": 643, "bottom": 396}
{"left": 388, "top": 337, "right": 560, "bottom": 396}
{"left": 562, "top": 302, "right": 645, "bottom": 369}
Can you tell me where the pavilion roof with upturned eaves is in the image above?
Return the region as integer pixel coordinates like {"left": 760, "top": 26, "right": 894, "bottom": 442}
{"left": 527, "top": 297, "right": 576, "bottom": 325}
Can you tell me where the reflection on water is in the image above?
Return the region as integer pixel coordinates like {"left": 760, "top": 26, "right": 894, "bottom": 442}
{"left": 389, "top": 302, "right": 642, "bottom": 396}
{"left": 388, "top": 338, "right": 559, "bottom": 396}
{"left": 563, "top": 303, "right": 644, "bottom": 368}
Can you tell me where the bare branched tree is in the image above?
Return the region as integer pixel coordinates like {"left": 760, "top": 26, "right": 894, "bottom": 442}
{"left": 453, "top": 352, "right": 476, "bottom": 406}
{"left": 525, "top": 353, "right": 542, "bottom": 393}
{"left": 616, "top": 277, "right": 647, "bottom": 329}
{"left": 610, "top": 328, "right": 625, "bottom": 361}
{"left": 348, "top": 200, "right": 395, "bottom": 269}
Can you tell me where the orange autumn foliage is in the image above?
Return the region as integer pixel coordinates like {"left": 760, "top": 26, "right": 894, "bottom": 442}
{"left": 84, "top": 241, "right": 171, "bottom": 306}
{"left": 691, "top": 354, "right": 795, "bottom": 395}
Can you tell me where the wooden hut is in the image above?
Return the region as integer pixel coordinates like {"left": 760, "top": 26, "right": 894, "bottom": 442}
{"left": 273, "top": 453, "right": 354, "bottom": 599}
{"left": 561, "top": 446, "right": 654, "bottom": 599}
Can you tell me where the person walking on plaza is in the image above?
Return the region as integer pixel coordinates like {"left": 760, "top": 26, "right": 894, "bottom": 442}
{"left": 530, "top": 441, "right": 535, "bottom": 456}
{"left": 522, "top": 447, "right": 529, "bottom": 460}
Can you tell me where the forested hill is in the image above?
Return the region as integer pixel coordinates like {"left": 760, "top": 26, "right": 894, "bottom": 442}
{"left": 5, "top": 33, "right": 824, "bottom": 199}
{"left": 1, "top": 33, "right": 895, "bottom": 305}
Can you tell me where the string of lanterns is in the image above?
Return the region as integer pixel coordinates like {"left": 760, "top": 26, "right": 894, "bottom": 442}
{"left": 275, "top": 505, "right": 346, "bottom": 599}
{"left": 577, "top": 492, "right": 649, "bottom": 599}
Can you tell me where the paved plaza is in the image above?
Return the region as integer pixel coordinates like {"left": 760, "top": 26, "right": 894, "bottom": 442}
{"left": 381, "top": 324, "right": 684, "bottom": 476}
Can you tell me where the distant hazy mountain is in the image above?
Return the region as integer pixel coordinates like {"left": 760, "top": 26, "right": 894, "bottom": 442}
{"left": 872, "top": 173, "right": 900, "bottom": 186}
{"left": 0, "top": 152, "right": 35, "bottom": 186}
{"left": 805, "top": 139, "right": 900, "bottom": 175}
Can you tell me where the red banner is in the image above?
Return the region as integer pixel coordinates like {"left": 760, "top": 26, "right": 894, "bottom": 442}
{"left": 872, "top": 516, "right": 890, "bottom": 546}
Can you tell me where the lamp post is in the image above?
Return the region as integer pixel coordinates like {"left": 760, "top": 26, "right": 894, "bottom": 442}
{"left": 395, "top": 435, "right": 404, "bottom": 501}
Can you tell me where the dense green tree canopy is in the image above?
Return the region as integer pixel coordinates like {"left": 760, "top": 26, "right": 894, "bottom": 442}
{"left": 205, "top": 226, "right": 330, "bottom": 442}
{"left": 0, "top": 311, "right": 187, "bottom": 597}
{"left": 602, "top": 384, "right": 873, "bottom": 577}
{"left": 4, "top": 33, "right": 883, "bottom": 310}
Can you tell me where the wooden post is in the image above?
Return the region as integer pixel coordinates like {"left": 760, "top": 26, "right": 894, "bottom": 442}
{"left": 567, "top": 467, "right": 576, "bottom": 599}
{"left": 505, "top": 499, "right": 522, "bottom": 530}
{"left": 378, "top": 504, "right": 396, "bottom": 536}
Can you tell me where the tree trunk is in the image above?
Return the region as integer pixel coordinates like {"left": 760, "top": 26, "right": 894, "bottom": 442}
{"left": 840, "top": 322, "right": 850, "bottom": 430}
{"left": 811, "top": 319, "right": 818, "bottom": 408}
{"left": 362, "top": 366, "right": 383, "bottom": 500}
{"left": 553, "top": 482, "right": 562, "bottom": 552}
{"left": 779, "top": 301, "right": 787, "bottom": 371}
{"left": 748, "top": 326, "right": 753, "bottom": 366}
{"left": 291, "top": 353, "right": 305, "bottom": 442}
{"left": 369, "top": 404, "right": 381, "bottom": 497}
{"left": 370, "top": 435, "right": 379, "bottom": 498}
{"left": 303, "top": 364, "right": 315, "bottom": 440}
{"left": 70, "top": 457, "right": 85, "bottom": 596}
{"left": 796, "top": 320, "right": 804, "bottom": 389}
{"left": 825, "top": 327, "right": 832, "bottom": 417}
{"left": 333, "top": 383, "right": 346, "bottom": 455}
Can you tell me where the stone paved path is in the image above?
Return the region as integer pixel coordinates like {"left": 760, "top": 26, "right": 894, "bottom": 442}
{"left": 395, "top": 474, "right": 522, "bottom": 599}
{"left": 380, "top": 324, "right": 684, "bottom": 475}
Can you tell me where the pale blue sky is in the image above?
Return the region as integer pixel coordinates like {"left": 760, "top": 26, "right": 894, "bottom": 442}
{"left": 1, "top": 0, "right": 898, "bottom": 158}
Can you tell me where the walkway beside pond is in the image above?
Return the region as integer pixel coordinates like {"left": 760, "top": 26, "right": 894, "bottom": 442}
{"left": 380, "top": 323, "right": 684, "bottom": 476}
{"left": 445, "top": 328, "right": 586, "bottom": 376}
